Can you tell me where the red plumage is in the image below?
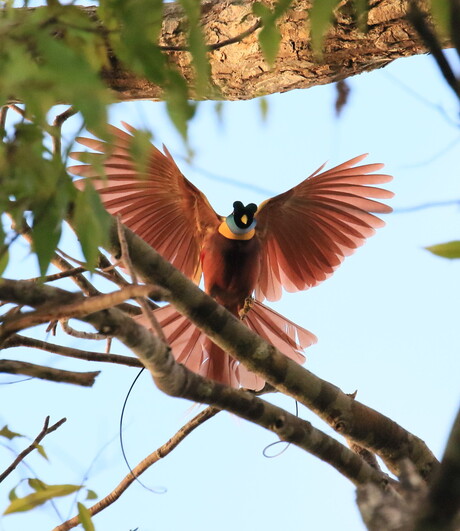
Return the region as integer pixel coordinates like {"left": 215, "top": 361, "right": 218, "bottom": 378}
{"left": 69, "top": 123, "right": 393, "bottom": 390}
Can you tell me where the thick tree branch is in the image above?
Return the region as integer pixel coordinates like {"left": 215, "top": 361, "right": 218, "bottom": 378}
{"left": 413, "top": 406, "right": 460, "bottom": 530}
{"left": 18, "top": 0, "right": 442, "bottom": 102}
{"left": 0, "top": 416, "right": 66, "bottom": 483}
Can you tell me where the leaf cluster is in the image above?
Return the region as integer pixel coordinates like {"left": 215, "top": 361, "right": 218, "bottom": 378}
{"left": 0, "top": 0, "right": 216, "bottom": 275}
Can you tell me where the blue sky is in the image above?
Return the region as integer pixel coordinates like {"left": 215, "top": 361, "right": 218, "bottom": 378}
{"left": 1, "top": 49, "right": 460, "bottom": 531}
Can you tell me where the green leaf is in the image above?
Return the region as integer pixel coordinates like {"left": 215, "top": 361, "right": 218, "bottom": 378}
{"left": 72, "top": 181, "right": 111, "bottom": 270}
{"left": 165, "top": 70, "right": 196, "bottom": 140}
{"left": 253, "top": 0, "right": 294, "bottom": 66}
{"left": 252, "top": 3, "right": 281, "bottom": 67}
{"left": 86, "top": 489, "right": 98, "bottom": 500}
{"left": 101, "top": 0, "right": 166, "bottom": 84}
{"left": 309, "top": 0, "right": 341, "bottom": 55}
{"left": 78, "top": 502, "right": 95, "bottom": 531}
{"left": 4, "top": 484, "right": 82, "bottom": 515}
{"left": 35, "top": 35, "right": 110, "bottom": 130}
{"left": 127, "top": 128, "right": 154, "bottom": 177}
{"left": 0, "top": 221, "right": 8, "bottom": 276}
{"left": 352, "top": 0, "right": 369, "bottom": 32}
{"left": 178, "top": 0, "right": 210, "bottom": 95}
{"left": 259, "top": 96, "right": 269, "bottom": 121}
{"left": 0, "top": 425, "right": 24, "bottom": 440}
{"left": 34, "top": 443, "right": 48, "bottom": 460}
{"left": 273, "top": 0, "right": 295, "bottom": 19}
{"left": 0, "top": 247, "right": 9, "bottom": 277}
{"left": 31, "top": 197, "right": 64, "bottom": 277}
{"left": 425, "top": 240, "right": 460, "bottom": 259}
{"left": 429, "top": 0, "right": 450, "bottom": 39}
{"left": 8, "top": 487, "right": 18, "bottom": 503}
{"left": 28, "top": 478, "right": 47, "bottom": 491}
{"left": 214, "top": 101, "right": 224, "bottom": 125}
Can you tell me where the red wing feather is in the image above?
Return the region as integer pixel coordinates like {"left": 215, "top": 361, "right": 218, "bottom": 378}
{"left": 255, "top": 155, "right": 393, "bottom": 301}
{"left": 68, "top": 123, "right": 220, "bottom": 283}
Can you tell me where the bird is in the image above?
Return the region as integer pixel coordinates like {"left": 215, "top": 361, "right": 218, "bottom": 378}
{"left": 68, "top": 122, "right": 393, "bottom": 390}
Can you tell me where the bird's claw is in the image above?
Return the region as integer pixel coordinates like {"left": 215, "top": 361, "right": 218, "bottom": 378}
{"left": 239, "top": 296, "right": 254, "bottom": 320}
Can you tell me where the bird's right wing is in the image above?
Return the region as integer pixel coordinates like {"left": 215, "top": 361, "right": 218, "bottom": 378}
{"left": 68, "top": 123, "right": 221, "bottom": 284}
{"left": 254, "top": 155, "right": 394, "bottom": 301}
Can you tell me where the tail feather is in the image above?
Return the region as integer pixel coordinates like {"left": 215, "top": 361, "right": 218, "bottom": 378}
{"left": 138, "top": 302, "right": 315, "bottom": 390}
{"left": 244, "top": 301, "right": 316, "bottom": 364}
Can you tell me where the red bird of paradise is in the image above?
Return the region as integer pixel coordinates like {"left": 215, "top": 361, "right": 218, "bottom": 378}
{"left": 69, "top": 123, "right": 393, "bottom": 389}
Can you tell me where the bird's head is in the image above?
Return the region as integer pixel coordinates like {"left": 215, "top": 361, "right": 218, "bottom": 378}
{"left": 218, "top": 201, "right": 258, "bottom": 240}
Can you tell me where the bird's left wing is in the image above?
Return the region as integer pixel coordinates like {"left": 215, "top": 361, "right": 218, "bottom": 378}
{"left": 68, "top": 123, "right": 220, "bottom": 283}
{"left": 254, "top": 154, "right": 394, "bottom": 302}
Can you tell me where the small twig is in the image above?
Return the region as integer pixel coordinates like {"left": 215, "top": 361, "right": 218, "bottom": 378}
{"left": 392, "top": 199, "right": 460, "bottom": 214}
{"left": 0, "top": 105, "right": 8, "bottom": 136}
{"left": 0, "top": 285, "right": 159, "bottom": 343}
{"left": 398, "top": 135, "right": 460, "bottom": 169}
{"left": 335, "top": 79, "right": 351, "bottom": 117}
{"left": 0, "top": 360, "right": 100, "bottom": 387}
{"left": 97, "top": 253, "right": 129, "bottom": 281}
{"left": 348, "top": 442, "right": 381, "bottom": 471}
{"left": 0, "top": 416, "right": 67, "bottom": 483}
{"left": 52, "top": 407, "right": 219, "bottom": 531}
{"left": 52, "top": 106, "right": 76, "bottom": 155}
{"left": 7, "top": 104, "right": 26, "bottom": 119}
{"left": 3, "top": 220, "right": 144, "bottom": 317}
{"left": 28, "top": 267, "right": 88, "bottom": 284}
{"left": 46, "top": 320, "right": 58, "bottom": 335}
{"left": 2, "top": 334, "right": 143, "bottom": 368}
{"left": 60, "top": 319, "right": 109, "bottom": 340}
{"left": 97, "top": 254, "right": 159, "bottom": 312}
{"left": 408, "top": 1, "right": 460, "bottom": 101}
{"left": 55, "top": 248, "right": 91, "bottom": 268}
{"left": 7, "top": 214, "right": 101, "bottom": 297}
{"left": 160, "top": 19, "right": 261, "bottom": 52}
{"left": 105, "top": 337, "right": 112, "bottom": 354}
{"left": 116, "top": 217, "right": 167, "bottom": 341}
{"left": 383, "top": 71, "right": 460, "bottom": 127}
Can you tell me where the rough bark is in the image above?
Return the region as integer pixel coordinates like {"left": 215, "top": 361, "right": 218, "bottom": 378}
{"left": 88, "top": 0, "right": 429, "bottom": 101}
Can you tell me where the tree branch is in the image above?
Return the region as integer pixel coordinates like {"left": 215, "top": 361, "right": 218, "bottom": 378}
{"left": 0, "top": 284, "right": 161, "bottom": 343}
{"left": 0, "top": 360, "right": 99, "bottom": 387}
{"left": 15, "top": 0, "right": 441, "bottom": 102}
{"left": 407, "top": 1, "right": 460, "bottom": 101}
{"left": 52, "top": 407, "right": 219, "bottom": 531}
{"left": 0, "top": 416, "right": 66, "bottom": 483}
{"left": 2, "top": 334, "right": 143, "bottom": 368}
{"left": 413, "top": 405, "right": 460, "bottom": 530}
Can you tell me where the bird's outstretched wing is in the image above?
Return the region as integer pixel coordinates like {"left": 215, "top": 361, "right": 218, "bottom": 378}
{"left": 254, "top": 154, "right": 394, "bottom": 302}
{"left": 68, "top": 123, "right": 220, "bottom": 283}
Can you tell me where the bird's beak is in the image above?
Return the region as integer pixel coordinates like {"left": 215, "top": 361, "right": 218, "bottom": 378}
{"left": 241, "top": 214, "right": 248, "bottom": 224}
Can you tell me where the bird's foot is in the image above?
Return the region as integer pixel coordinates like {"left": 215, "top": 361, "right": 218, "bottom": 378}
{"left": 239, "top": 296, "right": 254, "bottom": 320}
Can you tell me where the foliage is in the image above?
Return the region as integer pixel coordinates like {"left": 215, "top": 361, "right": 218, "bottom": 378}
{"left": 4, "top": 481, "right": 81, "bottom": 515}
{"left": 426, "top": 240, "right": 460, "bottom": 259}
